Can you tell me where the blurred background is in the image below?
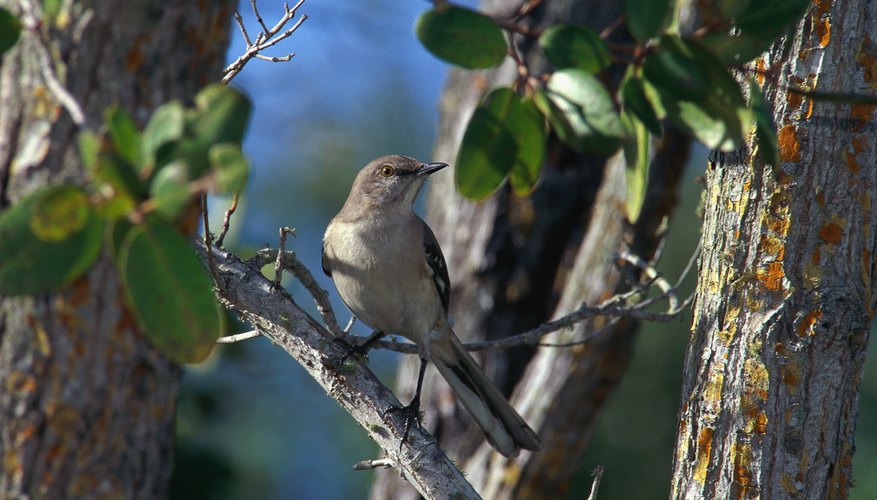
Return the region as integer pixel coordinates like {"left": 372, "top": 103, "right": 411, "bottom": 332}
{"left": 170, "top": 1, "right": 877, "bottom": 498}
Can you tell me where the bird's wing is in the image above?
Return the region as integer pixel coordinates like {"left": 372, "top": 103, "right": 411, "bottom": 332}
{"left": 420, "top": 219, "right": 450, "bottom": 312}
{"left": 321, "top": 239, "right": 332, "bottom": 277}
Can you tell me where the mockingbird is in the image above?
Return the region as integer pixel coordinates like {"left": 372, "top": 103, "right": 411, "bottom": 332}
{"left": 322, "top": 154, "right": 540, "bottom": 457}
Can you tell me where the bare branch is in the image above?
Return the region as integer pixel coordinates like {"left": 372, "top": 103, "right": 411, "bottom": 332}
{"left": 217, "top": 329, "right": 261, "bottom": 344}
{"left": 587, "top": 466, "right": 605, "bottom": 500}
{"left": 249, "top": 248, "right": 342, "bottom": 337}
{"left": 202, "top": 244, "right": 479, "bottom": 499}
{"left": 353, "top": 458, "right": 394, "bottom": 471}
{"left": 216, "top": 193, "right": 239, "bottom": 248}
{"left": 222, "top": 0, "right": 308, "bottom": 84}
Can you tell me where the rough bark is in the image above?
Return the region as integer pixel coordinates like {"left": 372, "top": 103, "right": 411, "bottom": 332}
{"left": 0, "top": 0, "right": 233, "bottom": 497}
{"left": 671, "top": 1, "right": 877, "bottom": 498}
{"left": 371, "top": 0, "right": 691, "bottom": 498}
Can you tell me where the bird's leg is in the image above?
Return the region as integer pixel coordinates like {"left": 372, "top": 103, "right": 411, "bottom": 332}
{"left": 334, "top": 329, "right": 385, "bottom": 368}
{"left": 384, "top": 356, "right": 428, "bottom": 452}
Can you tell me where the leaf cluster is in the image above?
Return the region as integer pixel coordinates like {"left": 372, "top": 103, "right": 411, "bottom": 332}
{"left": 415, "top": 0, "right": 810, "bottom": 220}
{"left": 0, "top": 85, "right": 252, "bottom": 363}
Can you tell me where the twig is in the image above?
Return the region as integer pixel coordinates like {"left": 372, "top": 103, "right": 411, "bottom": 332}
{"left": 217, "top": 329, "right": 261, "bottom": 344}
{"left": 223, "top": 0, "right": 308, "bottom": 84}
{"left": 250, "top": 0, "right": 271, "bottom": 34}
{"left": 249, "top": 247, "right": 342, "bottom": 337}
{"left": 216, "top": 193, "right": 239, "bottom": 248}
{"left": 274, "top": 227, "right": 295, "bottom": 287}
{"left": 587, "top": 466, "right": 605, "bottom": 500}
{"left": 353, "top": 458, "right": 394, "bottom": 471}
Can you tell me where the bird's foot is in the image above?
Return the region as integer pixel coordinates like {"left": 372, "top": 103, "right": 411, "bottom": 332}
{"left": 383, "top": 397, "right": 423, "bottom": 453}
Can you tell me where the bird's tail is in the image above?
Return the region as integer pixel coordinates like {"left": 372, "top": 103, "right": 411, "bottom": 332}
{"left": 430, "top": 327, "right": 541, "bottom": 457}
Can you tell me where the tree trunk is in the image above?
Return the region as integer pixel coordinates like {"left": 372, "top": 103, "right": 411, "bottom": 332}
{"left": 371, "top": 0, "right": 690, "bottom": 497}
{"left": 0, "top": 1, "right": 233, "bottom": 497}
{"left": 671, "top": 0, "right": 877, "bottom": 497}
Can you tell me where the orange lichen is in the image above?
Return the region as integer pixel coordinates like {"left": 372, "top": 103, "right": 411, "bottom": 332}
{"left": 733, "top": 442, "right": 754, "bottom": 498}
{"left": 694, "top": 427, "right": 714, "bottom": 484}
{"left": 818, "top": 222, "right": 844, "bottom": 243}
{"left": 796, "top": 308, "right": 823, "bottom": 337}
{"left": 756, "top": 262, "right": 786, "bottom": 291}
{"left": 778, "top": 125, "right": 801, "bottom": 162}
{"left": 812, "top": 246, "right": 821, "bottom": 265}
{"left": 817, "top": 17, "right": 831, "bottom": 47}
{"left": 754, "top": 411, "right": 768, "bottom": 435}
{"left": 850, "top": 103, "right": 877, "bottom": 132}
{"left": 755, "top": 58, "right": 766, "bottom": 85}
{"left": 760, "top": 235, "right": 786, "bottom": 261}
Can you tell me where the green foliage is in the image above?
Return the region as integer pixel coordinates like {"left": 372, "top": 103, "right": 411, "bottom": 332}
{"left": 209, "top": 143, "right": 250, "bottom": 194}
{"left": 0, "top": 85, "right": 252, "bottom": 364}
{"left": 621, "top": 110, "right": 650, "bottom": 223}
{"left": 646, "top": 36, "right": 749, "bottom": 151}
{"left": 414, "top": 0, "right": 825, "bottom": 207}
{"left": 140, "top": 100, "right": 186, "bottom": 174}
{"left": 0, "top": 186, "right": 103, "bottom": 295}
{"left": 625, "top": 0, "right": 675, "bottom": 41}
{"left": 539, "top": 25, "right": 611, "bottom": 73}
{"left": 118, "top": 219, "right": 221, "bottom": 363}
{"left": 0, "top": 7, "right": 21, "bottom": 55}
{"left": 106, "top": 106, "right": 141, "bottom": 166}
{"left": 415, "top": 6, "right": 507, "bottom": 69}
{"left": 620, "top": 73, "right": 662, "bottom": 136}
{"left": 455, "top": 88, "right": 545, "bottom": 200}
{"left": 545, "top": 69, "right": 624, "bottom": 156}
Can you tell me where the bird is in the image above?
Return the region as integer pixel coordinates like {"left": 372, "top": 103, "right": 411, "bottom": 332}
{"left": 321, "top": 154, "right": 541, "bottom": 457}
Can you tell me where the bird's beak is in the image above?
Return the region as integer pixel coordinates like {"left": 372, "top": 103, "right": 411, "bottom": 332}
{"left": 417, "top": 162, "right": 448, "bottom": 176}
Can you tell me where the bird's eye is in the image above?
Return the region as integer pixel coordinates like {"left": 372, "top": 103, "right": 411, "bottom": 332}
{"left": 380, "top": 165, "right": 396, "bottom": 177}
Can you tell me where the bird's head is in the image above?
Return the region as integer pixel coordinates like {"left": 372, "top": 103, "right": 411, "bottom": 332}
{"left": 345, "top": 155, "right": 448, "bottom": 215}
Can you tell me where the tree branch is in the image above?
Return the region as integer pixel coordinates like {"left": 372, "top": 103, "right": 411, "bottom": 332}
{"left": 201, "top": 243, "right": 479, "bottom": 499}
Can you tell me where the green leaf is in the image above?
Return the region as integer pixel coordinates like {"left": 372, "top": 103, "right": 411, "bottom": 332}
{"left": 734, "top": 0, "right": 810, "bottom": 39}
{"left": 507, "top": 97, "right": 546, "bottom": 196}
{"left": 545, "top": 68, "right": 624, "bottom": 155}
{"left": 702, "top": 0, "right": 810, "bottom": 64}
{"left": 150, "top": 161, "right": 192, "bottom": 219}
{"left": 455, "top": 88, "right": 544, "bottom": 200}
{"left": 0, "top": 186, "right": 103, "bottom": 295}
{"left": 647, "top": 37, "right": 750, "bottom": 151}
{"left": 105, "top": 106, "right": 141, "bottom": 166}
{"left": 29, "top": 185, "right": 91, "bottom": 241}
{"left": 643, "top": 35, "right": 708, "bottom": 101}
{"left": 184, "top": 85, "right": 252, "bottom": 177}
{"left": 140, "top": 100, "right": 186, "bottom": 174}
{"left": 621, "top": 73, "right": 662, "bottom": 135}
{"left": 415, "top": 6, "right": 507, "bottom": 69}
{"left": 85, "top": 140, "right": 145, "bottom": 218}
{"left": 0, "top": 7, "right": 21, "bottom": 55}
{"left": 621, "top": 111, "right": 650, "bottom": 223}
{"left": 209, "top": 143, "right": 250, "bottom": 194}
{"left": 539, "top": 25, "right": 611, "bottom": 73}
{"left": 78, "top": 131, "right": 100, "bottom": 173}
{"left": 625, "top": 0, "right": 675, "bottom": 41}
{"left": 118, "top": 219, "right": 220, "bottom": 363}
{"left": 749, "top": 78, "right": 779, "bottom": 166}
